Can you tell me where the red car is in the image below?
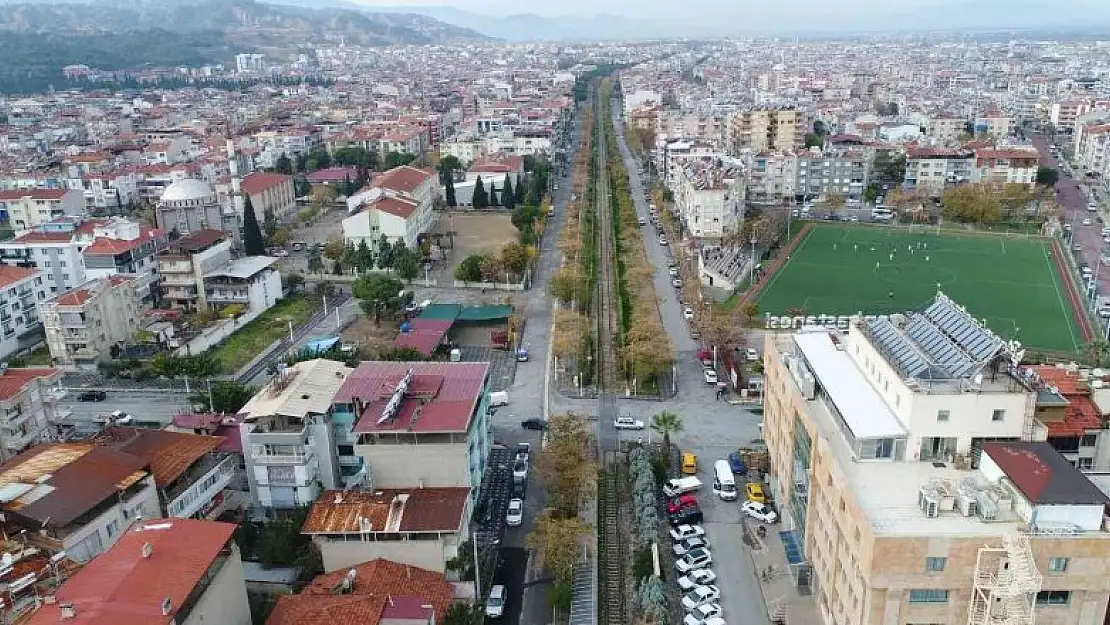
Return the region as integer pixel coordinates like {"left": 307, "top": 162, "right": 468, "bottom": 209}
{"left": 667, "top": 494, "right": 699, "bottom": 515}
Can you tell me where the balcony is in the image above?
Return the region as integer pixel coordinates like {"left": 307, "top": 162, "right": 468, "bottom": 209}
{"left": 206, "top": 290, "right": 249, "bottom": 303}
{"left": 166, "top": 454, "right": 237, "bottom": 518}
{"left": 252, "top": 448, "right": 314, "bottom": 465}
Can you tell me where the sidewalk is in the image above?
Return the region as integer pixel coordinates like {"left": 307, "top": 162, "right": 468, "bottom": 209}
{"left": 744, "top": 518, "right": 820, "bottom": 625}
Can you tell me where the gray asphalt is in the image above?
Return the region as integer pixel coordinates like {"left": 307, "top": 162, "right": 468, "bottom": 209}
{"left": 62, "top": 390, "right": 192, "bottom": 424}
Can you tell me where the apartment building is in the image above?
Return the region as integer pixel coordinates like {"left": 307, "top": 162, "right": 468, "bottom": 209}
{"left": 81, "top": 218, "right": 167, "bottom": 305}
{"left": 745, "top": 152, "right": 797, "bottom": 204}
{"left": 927, "top": 114, "right": 966, "bottom": 143}
{"left": 344, "top": 165, "right": 439, "bottom": 249}
{"left": 1051, "top": 99, "right": 1095, "bottom": 134}
{"left": 40, "top": 276, "right": 143, "bottom": 368}
{"left": 0, "top": 189, "right": 85, "bottom": 233}
{"left": 674, "top": 161, "right": 745, "bottom": 239}
{"left": 155, "top": 229, "right": 232, "bottom": 311}
{"left": 661, "top": 140, "right": 722, "bottom": 187}
{"left": 660, "top": 111, "right": 727, "bottom": 145}
{"left": 904, "top": 147, "right": 974, "bottom": 194}
{"left": 203, "top": 256, "right": 282, "bottom": 314}
{"left": 25, "top": 519, "right": 251, "bottom": 625}
{"left": 762, "top": 294, "right": 1110, "bottom": 625}
{"left": 1030, "top": 365, "right": 1110, "bottom": 471}
{"left": 334, "top": 361, "right": 493, "bottom": 508}
{"left": 794, "top": 148, "right": 871, "bottom": 202}
{"left": 970, "top": 147, "right": 1040, "bottom": 188}
{"left": 239, "top": 359, "right": 353, "bottom": 509}
{"left": 241, "top": 172, "right": 296, "bottom": 222}
{"left": 302, "top": 487, "right": 471, "bottom": 573}
{"left": 0, "top": 366, "right": 65, "bottom": 461}
{"left": 0, "top": 266, "right": 47, "bottom": 360}
{"left": 66, "top": 171, "right": 139, "bottom": 210}
{"left": 727, "top": 106, "right": 804, "bottom": 155}
{"left": 0, "top": 442, "right": 161, "bottom": 562}
{"left": 266, "top": 558, "right": 453, "bottom": 625}
{"left": 973, "top": 111, "right": 1016, "bottom": 138}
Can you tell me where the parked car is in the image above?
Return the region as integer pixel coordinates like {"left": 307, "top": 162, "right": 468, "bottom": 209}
{"left": 677, "top": 568, "right": 717, "bottom": 590}
{"left": 741, "top": 500, "right": 779, "bottom": 523}
{"left": 515, "top": 443, "right": 531, "bottom": 463}
{"left": 659, "top": 236, "right": 669, "bottom": 246}
{"left": 521, "top": 418, "right": 548, "bottom": 431}
{"left": 673, "top": 278, "right": 684, "bottom": 289}
{"left": 681, "top": 585, "right": 721, "bottom": 611}
{"left": 669, "top": 524, "right": 706, "bottom": 542}
{"left": 669, "top": 508, "right": 705, "bottom": 527}
{"left": 613, "top": 417, "right": 645, "bottom": 430}
{"left": 688, "top": 603, "right": 723, "bottom": 621}
{"left": 672, "top": 537, "right": 711, "bottom": 557}
{"left": 683, "top": 615, "right": 725, "bottom": 625}
{"left": 745, "top": 347, "right": 759, "bottom": 362}
{"left": 77, "top": 390, "right": 107, "bottom": 402}
{"left": 512, "top": 459, "right": 528, "bottom": 482}
{"left": 667, "top": 494, "right": 699, "bottom": 515}
{"left": 675, "top": 548, "right": 713, "bottom": 573}
{"left": 746, "top": 482, "right": 766, "bottom": 503}
{"left": 727, "top": 452, "right": 748, "bottom": 476}
{"left": 669, "top": 267, "right": 679, "bottom": 277}
{"left": 683, "top": 307, "right": 695, "bottom": 320}
{"left": 703, "top": 369, "right": 718, "bottom": 384}
{"left": 485, "top": 585, "right": 506, "bottom": 618}
{"left": 506, "top": 498, "right": 524, "bottom": 526}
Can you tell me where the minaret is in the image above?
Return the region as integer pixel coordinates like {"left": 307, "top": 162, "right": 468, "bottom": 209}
{"left": 226, "top": 138, "right": 245, "bottom": 220}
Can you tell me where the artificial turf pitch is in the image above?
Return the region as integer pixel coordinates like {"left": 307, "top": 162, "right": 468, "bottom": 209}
{"left": 753, "top": 224, "right": 1085, "bottom": 354}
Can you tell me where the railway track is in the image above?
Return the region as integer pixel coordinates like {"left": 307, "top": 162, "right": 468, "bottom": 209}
{"left": 594, "top": 90, "right": 620, "bottom": 392}
{"left": 598, "top": 453, "right": 626, "bottom": 625}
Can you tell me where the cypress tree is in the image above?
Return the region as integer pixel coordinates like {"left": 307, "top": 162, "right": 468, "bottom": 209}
{"left": 445, "top": 175, "right": 457, "bottom": 207}
{"left": 502, "top": 174, "right": 515, "bottom": 209}
{"left": 242, "top": 195, "right": 266, "bottom": 256}
{"left": 472, "top": 176, "right": 488, "bottom": 209}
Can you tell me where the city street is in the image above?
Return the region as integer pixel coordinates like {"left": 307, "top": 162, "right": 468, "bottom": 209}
{"left": 61, "top": 389, "right": 192, "bottom": 424}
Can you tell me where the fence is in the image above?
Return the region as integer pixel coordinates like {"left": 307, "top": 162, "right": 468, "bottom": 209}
{"left": 173, "top": 307, "right": 266, "bottom": 357}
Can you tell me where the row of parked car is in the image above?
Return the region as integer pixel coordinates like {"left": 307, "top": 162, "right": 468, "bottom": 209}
{"left": 670, "top": 523, "right": 724, "bottom": 625}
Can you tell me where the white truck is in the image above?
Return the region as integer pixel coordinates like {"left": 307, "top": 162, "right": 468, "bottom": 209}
{"left": 663, "top": 476, "right": 703, "bottom": 498}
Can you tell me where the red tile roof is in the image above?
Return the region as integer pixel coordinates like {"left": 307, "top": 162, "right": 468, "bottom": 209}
{"left": 1034, "top": 366, "right": 1104, "bottom": 436}
{"left": 0, "top": 189, "right": 69, "bottom": 201}
{"left": 469, "top": 152, "right": 524, "bottom": 174}
{"left": 83, "top": 227, "right": 166, "bottom": 256}
{"left": 301, "top": 488, "right": 468, "bottom": 535}
{"left": 0, "top": 265, "right": 38, "bottom": 288}
{"left": 981, "top": 441, "right": 1109, "bottom": 506}
{"left": 336, "top": 362, "right": 488, "bottom": 434}
{"left": 267, "top": 595, "right": 387, "bottom": 625}
{"left": 372, "top": 195, "right": 418, "bottom": 219}
{"left": 393, "top": 319, "right": 452, "bottom": 356}
{"left": 25, "top": 519, "right": 236, "bottom": 625}
{"left": 307, "top": 167, "right": 360, "bottom": 184}
{"left": 301, "top": 558, "right": 452, "bottom": 618}
{"left": 54, "top": 287, "right": 93, "bottom": 306}
{"left": 241, "top": 172, "right": 292, "bottom": 195}
{"left": 0, "top": 367, "right": 59, "bottom": 402}
{"left": 13, "top": 219, "right": 103, "bottom": 244}
{"left": 372, "top": 165, "right": 433, "bottom": 194}
{"left": 92, "top": 427, "right": 225, "bottom": 488}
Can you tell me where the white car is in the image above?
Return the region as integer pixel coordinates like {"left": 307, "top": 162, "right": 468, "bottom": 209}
{"left": 669, "top": 267, "right": 679, "bottom": 277}
{"left": 683, "top": 615, "right": 725, "bottom": 625}
{"left": 485, "top": 585, "right": 506, "bottom": 618}
{"left": 659, "top": 236, "right": 668, "bottom": 246}
{"left": 703, "top": 369, "right": 718, "bottom": 385}
{"left": 677, "top": 568, "right": 718, "bottom": 590}
{"left": 506, "top": 498, "right": 524, "bottom": 526}
{"left": 670, "top": 524, "right": 706, "bottom": 542}
{"left": 275, "top": 249, "right": 290, "bottom": 257}
{"left": 741, "top": 500, "right": 779, "bottom": 523}
{"left": 1083, "top": 218, "right": 1093, "bottom": 226}
{"left": 614, "top": 417, "right": 645, "bottom": 430}
{"left": 683, "top": 307, "right": 694, "bottom": 320}
{"left": 688, "top": 603, "right": 723, "bottom": 620}
{"left": 682, "top": 584, "right": 721, "bottom": 611}
{"left": 673, "top": 537, "right": 711, "bottom": 556}
{"left": 745, "top": 347, "right": 759, "bottom": 362}
{"left": 675, "top": 549, "right": 713, "bottom": 573}
{"left": 512, "top": 458, "right": 528, "bottom": 482}
{"left": 673, "top": 279, "right": 684, "bottom": 288}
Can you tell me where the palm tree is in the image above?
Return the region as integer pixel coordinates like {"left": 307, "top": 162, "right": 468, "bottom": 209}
{"left": 651, "top": 411, "right": 683, "bottom": 458}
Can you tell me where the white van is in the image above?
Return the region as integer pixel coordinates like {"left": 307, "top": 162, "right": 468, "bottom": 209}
{"left": 871, "top": 207, "right": 894, "bottom": 221}
{"left": 712, "top": 460, "right": 737, "bottom": 501}
{"left": 489, "top": 391, "right": 509, "bottom": 407}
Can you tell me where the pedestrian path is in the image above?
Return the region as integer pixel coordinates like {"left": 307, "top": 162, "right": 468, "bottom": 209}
{"left": 745, "top": 517, "right": 821, "bottom": 625}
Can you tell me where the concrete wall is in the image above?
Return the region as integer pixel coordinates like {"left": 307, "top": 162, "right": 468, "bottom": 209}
{"left": 182, "top": 543, "right": 252, "bottom": 625}
{"left": 175, "top": 305, "right": 264, "bottom": 357}
{"left": 315, "top": 536, "right": 455, "bottom": 573}
{"left": 62, "top": 477, "right": 161, "bottom": 562}
{"left": 355, "top": 443, "right": 469, "bottom": 490}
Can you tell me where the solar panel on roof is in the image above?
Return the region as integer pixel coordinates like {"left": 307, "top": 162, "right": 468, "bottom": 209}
{"left": 869, "top": 318, "right": 931, "bottom": 378}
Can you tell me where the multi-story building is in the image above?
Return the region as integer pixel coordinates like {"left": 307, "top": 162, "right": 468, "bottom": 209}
{"left": 0, "top": 189, "right": 85, "bottom": 233}
{"left": 745, "top": 152, "right": 797, "bottom": 204}
{"left": 1050, "top": 99, "right": 1095, "bottom": 134}
{"left": 762, "top": 294, "right": 1110, "bottom": 625}
{"left": 239, "top": 358, "right": 353, "bottom": 510}
{"left": 0, "top": 442, "right": 161, "bottom": 562}
{"left": 40, "top": 276, "right": 143, "bottom": 368}
{"left": 24, "top": 518, "right": 251, "bottom": 625}
{"left": 969, "top": 147, "right": 1040, "bottom": 188}
{"left": 794, "top": 148, "right": 871, "bottom": 203}
{"left": 661, "top": 140, "right": 722, "bottom": 187}
{"left": 927, "top": 114, "right": 967, "bottom": 143}
{"left": 155, "top": 229, "right": 234, "bottom": 311}
{"left": 302, "top": 487, "right": 472, "bottom": 573}
{"left": 344, "top": 165, "right": 439, "bottom": 249}
{"left": 333, "top": 361, "right": 493, "bottom": 509}
{"left": 82, "top": 218, "right": 167, "bottom": 305}
{"left": 0, "top": 266, "right": 47, "bottom": 360}
{"left": 904, "top": 147, "right": 975, "bottom": 195}
{"left": 240, "top": 172, "right": 296, "bottom": 222}
{"left": 973, "top": 111, "right": 1016, "bottom": 138}
{"left": 0, "top": 366, "right": 65, "bottom": 461}
{"left": 236, "top": 53, "right": 266, "bottom": 72}
{"left": 674, "top": 161, "right": 745, "bottom": 239}
{"left": 727, "top": 106, "right": 804, "bottom": 155}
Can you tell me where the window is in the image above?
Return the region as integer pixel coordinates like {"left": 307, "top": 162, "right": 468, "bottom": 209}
{"left": 1047, "top": 557, "right": 1069, "bottom": 573}
{"left": 992, "top": 409, "right": 1006, "bottom": 422}
{"left": 1036, "top": 591, "right": 1070, "bottom": 605}
{"left": 106, "top": 519, "right": 121, "bottom": 538}
{"left": 1081, "top": 434, "right": 1098, "bottom": 447}
{"left": 1078, "top": 457, "right": 1093, "bottom": 469}
{"left": 937, "top": 410, "right": 950, "bottom": 422}
{"left": 925, "top": 557, "right": 947, "bottom": 572}
{"left": 908, "top": 589, "right": 949, "bottom": 604}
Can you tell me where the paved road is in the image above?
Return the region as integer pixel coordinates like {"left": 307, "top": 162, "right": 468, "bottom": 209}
{"left": 61, "top": 390, "right": 191, "bottom": 424}
{"left": 1030, "top": 133, "right": 1108, "bottom": 316}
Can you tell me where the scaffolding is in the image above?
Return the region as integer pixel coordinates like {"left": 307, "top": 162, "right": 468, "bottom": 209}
{"left": 967, "top": 533, "right": 1042, "bottom": 625}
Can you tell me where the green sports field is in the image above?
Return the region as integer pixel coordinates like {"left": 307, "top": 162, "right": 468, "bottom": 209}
{"left": 753, "top": 224, "right": 1086, "bottom": 353}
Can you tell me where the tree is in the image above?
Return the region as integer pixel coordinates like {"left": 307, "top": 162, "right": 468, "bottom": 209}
{"left": 803, "top": 133, "right": 823, "bottom": 148}
{"left": 322, "top": 236, "right": 346, "bottom": 261}
{"left": 1084, "top": 340, "right": 1110, "bottom": 368}
{"left": 502, "top": 174, "right": 515, "bottom": 210}
{"left": 1036, "top": 166, "right": 1060, "bottom": 187}
{"left": 304, "top": 149, "right": 331, "bottom": 172}
{"left": 825, "top": 192, "right": 845, "bottom": 216}
{"left": 741, "top": 301, "right": 760, "bottom": 323}
{"left": 285, "top": 273, "right": 305, "bottom": 293}
{"left": 443, "top": 602, "right": 484, "bottom": 625}
{"left": 813, "top": 120, "right": 828, "bottom": 137}
{"left": 501, "top": 241, "right": 528, "bottom": 275}
{"left": 437, "top": 155, "right": 461, "bottom": 183}
{"left": 307, "top": 249, "right": 324, "bottom": 274}
{"left": 263, "top": 208, "right": 278, "bottom": 237}
{"left": 190, "top": 380, "right": 256, "bottom": 413}
{"left": 445, "top": 174, "right": 457, "bottom": 207}
{"left": 455, "top": 254, "right": 485, "bottom": 282}
{"left": 355, "top": 240, "right": 374, "bottom": 272}
{"left": 352, "top": 273, "right": 404, "bottom": 316}
{"left": 242, "top": 197, "right": 266, "bottom": 256}
{"left": 378, "top": 347, "right": 425, "bottom": 361}
{"left": 394, "top": 246, "right": 421, "bottom": 280}
{"left": 535, "top": 413, "right": 595, "bottom": 518}
{"left": 376, "top": 235, "right": 395, "bottom": 270}
{"left": 650, "top": 411, "right": 683, "bottom": 460}
{"left": 310, "top": 185, "right": 338, "bottom": 208}
{"left": 472, "top": 176, "right": 488, "bottom": 209}
{"left": 384, "top": 151, "right": 416, "bottom": 169}
{"left": 488, "top": 180, "right": 499, "bottom": 207}
{"left": 274, "top": 154, "right": 293, "bottom": 175}
{"left": 515, "top": 174, "right": 526, "bottom": 205}
{"left": 941, "top": 184, "right": 1001, "bottom": 224}
{"left": 526, "top": 511, "right": 591, "bottom": 587}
